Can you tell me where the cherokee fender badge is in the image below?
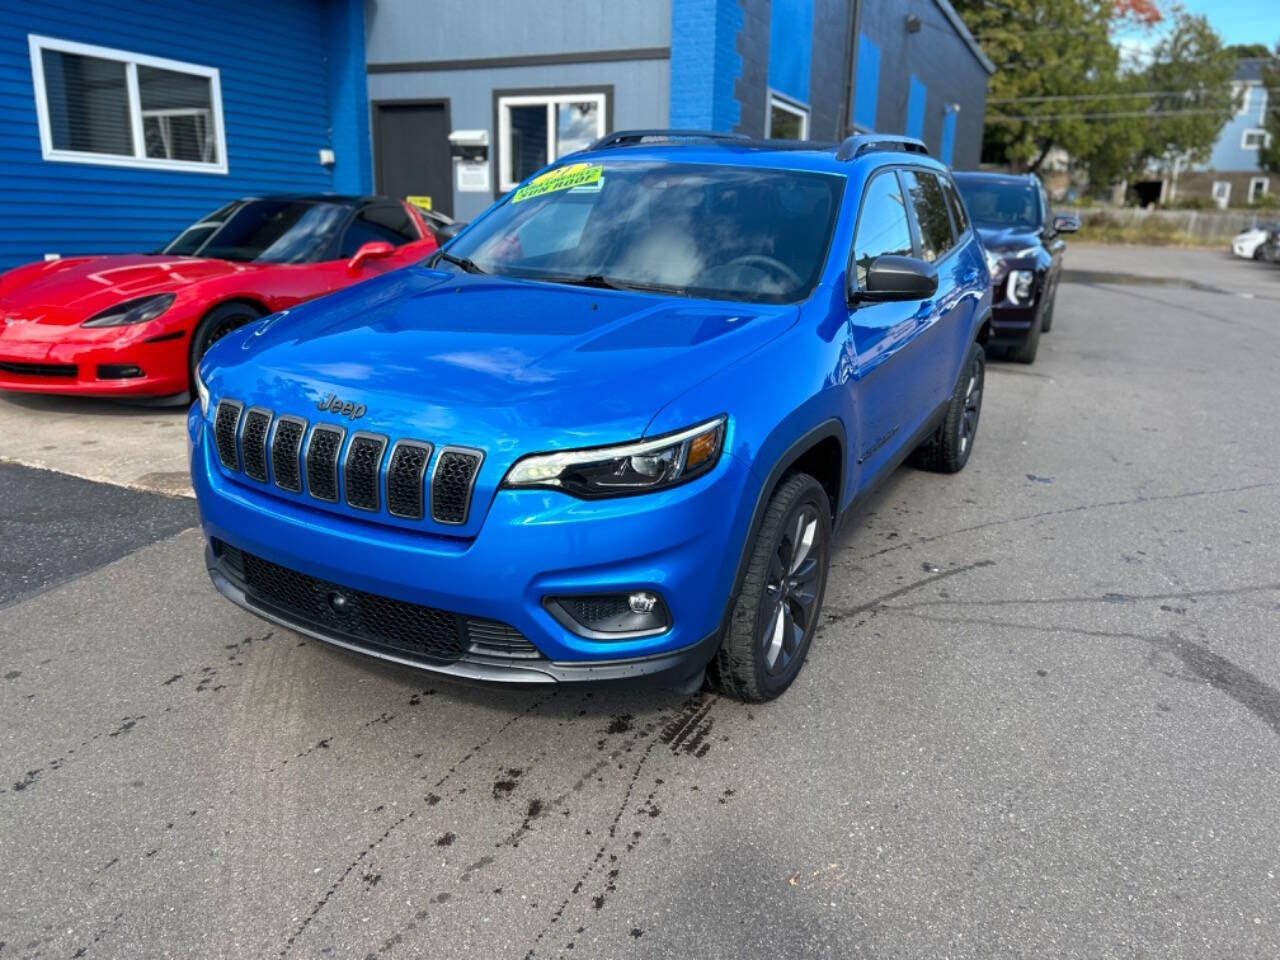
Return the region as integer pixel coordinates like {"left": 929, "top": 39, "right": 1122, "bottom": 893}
{"left": 317, "top": 392, "right": 367, "bottom": 420}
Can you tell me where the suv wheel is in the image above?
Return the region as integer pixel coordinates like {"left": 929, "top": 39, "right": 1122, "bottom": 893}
{"left": 708, "top": 473, "right": 831, "bottom": 702}
{"left": 1040, "top": 285, "right": 1056, "bottom": 333}
{"left": 1008, "top": 305, "right": 1042, "bottom": 364}
{"left": 912, "top": 342, "right": 984, "bottom": 474}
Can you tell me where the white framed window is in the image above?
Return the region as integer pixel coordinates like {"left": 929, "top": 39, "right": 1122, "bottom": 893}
{"left": 1241, "top": 128, "right": 1271, "bottom": 151}
{"left": 767, "top": 92, "right": 809, "bottom": 140}
{"left": 1250, "top": 177, "right": 1271, "bottom": 204}
{"left": 497, "top": 91, "right": 607, "bottom": 192}
{"left": 29, "top": 34, "right": 227, "bottom": 174}
{"left": 1211, "top": 180, "right": 1231, "bottom": 209}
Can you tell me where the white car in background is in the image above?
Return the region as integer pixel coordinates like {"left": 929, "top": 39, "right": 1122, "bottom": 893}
{"left": 1231, "top": 223, "right": 1277, "bottom": 260}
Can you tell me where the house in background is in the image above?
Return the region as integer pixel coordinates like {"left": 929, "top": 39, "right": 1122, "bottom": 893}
{"left": 367, "top": 0, "right": 995, "bottom": 221}
{"left": 1175, "top": 58, "right": 1272, "bottom": 208}
{"left": 0, "top": 0, "right": 994, "bottom": 267}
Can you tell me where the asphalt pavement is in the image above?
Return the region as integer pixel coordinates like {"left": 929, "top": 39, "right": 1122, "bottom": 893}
{"left": 2, "top": 246, "right": 1278, "bottom": 959}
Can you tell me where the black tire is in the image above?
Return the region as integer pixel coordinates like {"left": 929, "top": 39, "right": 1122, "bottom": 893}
{"left": 1007, "top": 304, "right": 1042, "bottom": 364}
{"left": 1040, "top": 285, "right": 1056, "bottom": 333}
{"left": 1253, "top": 246, "right": 1265, "bottom": 261}
{"left": 911, "top": 342, "right": 984, "bottom": 474}
{"left": 189, "top": 301, "right": 265, "bottom": 391}
{"left": 707, "top": 473, "right": 831, "bottom": 702}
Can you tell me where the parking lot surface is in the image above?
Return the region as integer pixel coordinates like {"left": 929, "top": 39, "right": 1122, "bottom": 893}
{"left": 2, "top": 247, "right": 1279, "bottom": 959}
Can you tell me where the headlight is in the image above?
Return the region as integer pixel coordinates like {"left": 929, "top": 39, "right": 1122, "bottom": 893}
{"left": 82, "top": 293, "right": 175, "bottom": 328}
{"left": 503, "top": 416, "right": 726, "bottom": 498}
{"left": 1007, "top": 270, "right": 1034, "bottom": 304}
{"left": 194, "top": 367, "right": 210, "bottom": 417}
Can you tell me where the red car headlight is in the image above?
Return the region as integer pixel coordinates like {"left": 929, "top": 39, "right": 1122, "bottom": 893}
{"left": 82, "top": 293, "right": 176, "bottom": 328}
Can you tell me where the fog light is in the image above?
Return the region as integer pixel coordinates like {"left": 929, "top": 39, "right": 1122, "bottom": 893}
{"left": 545, "top": 592, "right": 672, "bottom": 640}
{"left": 629, "top": 591, "right": 658, "bottom": 614}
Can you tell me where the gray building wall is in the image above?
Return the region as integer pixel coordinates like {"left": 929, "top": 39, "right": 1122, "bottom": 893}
{"left": 858, "top": 0, "right": 989, "bottom": 168}
{"left": 364, "top": 0, "right": 672, "bottom": 220}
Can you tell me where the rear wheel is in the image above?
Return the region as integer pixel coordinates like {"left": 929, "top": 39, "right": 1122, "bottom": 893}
{"left": 707, "top": 473, "right": 831, "bottom": 702}
{"left": 189, "top": 301, "right": 264, "bottom": 391}
{"left": 912, "top": 342, "right": 984, "bottom": 474}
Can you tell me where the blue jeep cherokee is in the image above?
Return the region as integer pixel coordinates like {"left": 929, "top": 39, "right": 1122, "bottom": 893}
{"left": 190, "top": 130, "right": 991, "bottom": 701}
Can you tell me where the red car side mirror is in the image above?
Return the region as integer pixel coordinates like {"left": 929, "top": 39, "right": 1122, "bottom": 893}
{"left": 347, "top": 241, "right": 394, "bottom": 272}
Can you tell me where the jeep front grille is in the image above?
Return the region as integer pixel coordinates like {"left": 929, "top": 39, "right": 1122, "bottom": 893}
{"left": 213, "top": 542, "right": 541, "bottom": 663}
{"left": 431, "top": 447, "right": 483, "bottom": 525}
{"left": 209, "top": 399, "right": 484, "bottom": 528}
{"left": 270, "top": 416, "right": 306, "bottom": 493}
{"left": 305, "top": 425, "right": 345, "bottom": 503}
{"left": 386, "top": 441, "right": 432, "bottom": 519}
{"left": 240, "top": 408, "right": 272, "bottom": 482}
{"left": 214, "top": 399, "right": 243, "bottom": 471}
{"left": 344, "top": 433, "right": 387, "bottom": 512}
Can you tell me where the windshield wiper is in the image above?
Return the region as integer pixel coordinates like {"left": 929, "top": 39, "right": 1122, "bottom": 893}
{"left": 434, "top": 250, "right": 487, "bottom": 274}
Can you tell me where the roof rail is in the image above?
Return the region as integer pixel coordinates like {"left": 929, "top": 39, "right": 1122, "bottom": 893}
{"left": 588, "top": 129, "right": 750, "bottom": 150}
{"left": 835, "top": 134, "right": 930, "bottom": 162}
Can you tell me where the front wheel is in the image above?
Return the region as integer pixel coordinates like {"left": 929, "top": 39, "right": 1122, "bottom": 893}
{"left": 189, "top": 301, "right": 264, "bottom": 392}
{"left": 707, "top": 473, "right": 831, "bottom": 702}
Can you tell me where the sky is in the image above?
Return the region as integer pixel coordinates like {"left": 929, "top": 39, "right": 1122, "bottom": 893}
{"left": 1114, "top": 0, "right": 1279, "bottom": 56}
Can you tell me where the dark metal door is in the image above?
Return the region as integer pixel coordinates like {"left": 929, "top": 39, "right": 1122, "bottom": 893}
{"left": 374, "top": 101, "right": 452, "bottom": 217}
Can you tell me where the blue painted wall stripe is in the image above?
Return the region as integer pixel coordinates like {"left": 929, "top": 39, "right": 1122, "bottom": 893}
{"left": 0, "top": 0, "right": 370, "bottom": 270}
{"left": 906, "top": 74, "right": 926, "bottom": 139}
{"left": 940, "top": 108, "right": 957, "bottom": 165}
{"left": 852, "top": 33, "right": 880, "bottom": 130}
{"left": 768, "top": 0, "right": 814, "bottom": 104}
{"left": 669, "top": 0, "right": 742, "bottom": 131}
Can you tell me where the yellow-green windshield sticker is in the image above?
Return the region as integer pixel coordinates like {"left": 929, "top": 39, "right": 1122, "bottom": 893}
{"left": 512, "top": 163, "right": 603, "bottom": 203}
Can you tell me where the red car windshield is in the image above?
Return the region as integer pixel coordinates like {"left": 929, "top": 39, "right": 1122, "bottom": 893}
{"left": 161, "top": 200, "right": 349, "bottom": 263}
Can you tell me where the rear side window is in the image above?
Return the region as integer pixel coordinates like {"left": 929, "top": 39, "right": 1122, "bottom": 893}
{"left": 902, "top": 170, "right": 956, "bottom": 262}
{"left": 940, "top": 176, "right": 969, "bottom": 236}
{"left": 340, "top": 204, "right": 419, "bottom": 256}
{"left": 852, "top": 170, "right": 915, "bottom": 288}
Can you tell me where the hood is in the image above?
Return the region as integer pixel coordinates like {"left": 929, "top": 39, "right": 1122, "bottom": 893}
{"left": 974, "top": 225, "right": 1042, "bottom": 253}
{"left": 0, "top": 254, "right": 257, "bottom": 325}
{"left": 206, "top": 266, "right": 798, "bottom": 453}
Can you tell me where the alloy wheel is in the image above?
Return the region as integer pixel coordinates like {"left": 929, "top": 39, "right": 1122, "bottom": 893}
{"left": 959, "top": 354, "right": 983, "bottom": 455}
{"left": 760, "top": 504, "right": 824, "bottom": 676}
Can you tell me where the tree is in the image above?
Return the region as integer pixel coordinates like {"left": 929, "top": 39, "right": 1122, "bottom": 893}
{"left": 1136, "top": 12, "right": 1238, "bottom": 177}
{"left": 956, "top": 0, "right": 1134, "bottom": 173}
{"left": 1259, "top": 46, "right": 1280, "bottom": 177}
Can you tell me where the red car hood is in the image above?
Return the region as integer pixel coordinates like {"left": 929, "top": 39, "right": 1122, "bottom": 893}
{"left": 0, "top": 255, "right": 259, "bottom": 325}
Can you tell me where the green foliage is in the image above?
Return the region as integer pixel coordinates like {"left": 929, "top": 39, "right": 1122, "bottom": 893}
{"left": 957, "top": 1, "right": 1239, "bottom": 188}
{"left": 1260, "top": 48, "right": 1280, "bottom": 176}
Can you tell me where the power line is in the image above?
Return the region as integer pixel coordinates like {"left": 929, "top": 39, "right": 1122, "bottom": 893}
{"left": 990, "top": 86, "right": 1278, "bottom": 104}
{"left": 988, "top": 108, "right": 1241, "bottom": 122}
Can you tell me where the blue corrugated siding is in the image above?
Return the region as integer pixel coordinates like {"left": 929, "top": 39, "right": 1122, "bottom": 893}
{"left": 0, "top": 0, "right": 363, "bottom": 270}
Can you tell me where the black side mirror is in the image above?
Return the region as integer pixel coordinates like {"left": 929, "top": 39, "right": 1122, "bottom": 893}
{"left": 1052, "top": 214, "right": 1080, "bottom": 235}
{"left": 851, "top": 255, "right": 939, "bottom": 303}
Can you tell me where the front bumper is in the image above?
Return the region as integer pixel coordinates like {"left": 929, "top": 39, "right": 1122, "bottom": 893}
{"left": 0, "top": 328, "right": 188, "bottom": 396}
{"left": 191, "top": 408, "right": 756, "bottom": 686}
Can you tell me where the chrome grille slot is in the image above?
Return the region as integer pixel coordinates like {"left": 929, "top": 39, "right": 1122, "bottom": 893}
{"left": 305, "top": 425, "right": 345, "bottom": 502}
{"left": 214, "top": 399, "right": 243, "bottom": 472}
{"left": 386, "top": 441, "right": 432, "bottom": 519}
{"left": 431, "top": 447, "right": 483, "bottom": 525}
{"left": 344, "top": 433, "right": 388, "bottom": 512}
{"left": 240, "top": 408, "right": 272, "bottom": 482}
{"left": 270, "top": 416, "right": 307, "bottom": 493}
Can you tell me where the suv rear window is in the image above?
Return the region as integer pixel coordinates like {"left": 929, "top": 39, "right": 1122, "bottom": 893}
{"left": 901, "top": 170, "right": 955, "bottom": 262}
{"left": 444, "top": 160, "right": 845, "bottom": 304}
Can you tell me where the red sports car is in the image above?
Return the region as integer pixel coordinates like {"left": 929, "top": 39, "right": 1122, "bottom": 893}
{"left": 0, "top": 195, "right": 440, "bottom": 400}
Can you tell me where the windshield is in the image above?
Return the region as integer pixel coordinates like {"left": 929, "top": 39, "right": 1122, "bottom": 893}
{"left": 442, "top": 160, "right": 845, "bottom": 304}
{"left": 954, "top": 178, "right": 1042, "bottom": 232}
{"left": 159, "top": 200, "right": 349, "bottom": 263}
